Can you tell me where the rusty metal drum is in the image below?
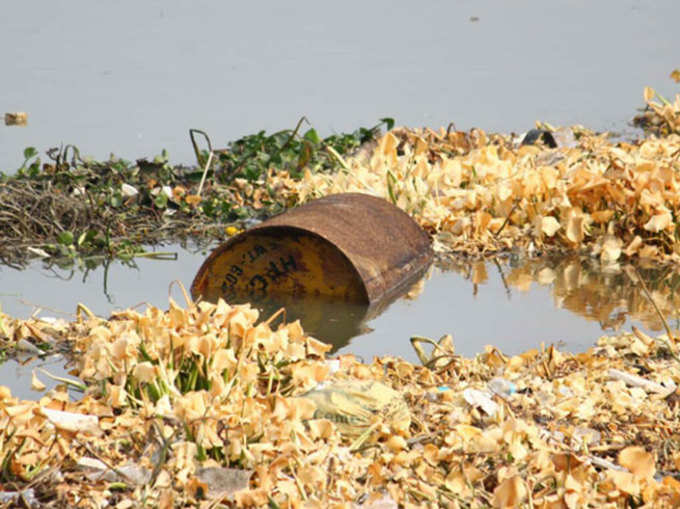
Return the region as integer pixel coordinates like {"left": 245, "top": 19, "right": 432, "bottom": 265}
{"left": 191, "top": 193, "right": 433, "bottom": 306}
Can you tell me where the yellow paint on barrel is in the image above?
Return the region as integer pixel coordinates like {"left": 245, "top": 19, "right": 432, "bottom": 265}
{"left": 192, "top": 228, "right": 367, "bottom": 303}
{"left": 191, "top": 193, "right": 433, "bottom": 306}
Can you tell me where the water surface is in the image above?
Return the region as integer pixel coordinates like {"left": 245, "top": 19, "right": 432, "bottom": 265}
{"left": 2, "top": 0, "right": 679, "bottom": 170}
{"left": 3, "top": 249, "right": 677, "bottom": 362}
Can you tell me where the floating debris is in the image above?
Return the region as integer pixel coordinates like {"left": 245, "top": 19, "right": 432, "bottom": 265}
{"left": 4, "top": 112, "right": 27, "bottom": 126}
{"left": 633, "top": 87, "right": 680, "bottom": 136}
{"left": 192, "top": 193, "right": 432, "bottom": 305}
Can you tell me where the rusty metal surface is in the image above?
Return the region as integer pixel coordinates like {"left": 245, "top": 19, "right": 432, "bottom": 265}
{"left": 191, "top": 193, "right": 433, "bottom": 305}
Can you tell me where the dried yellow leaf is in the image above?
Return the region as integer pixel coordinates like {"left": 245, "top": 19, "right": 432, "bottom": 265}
{"left": 0, "top": 386, "right": 11, "bottom": 400}
{"left": 591, "top": 209, "right": 614, "bottom": 224}
{"left": 644, "top": 86, "right": 656, "bottom": 102}
{"left": 600, "top": 235, "right": 622, "bottom": 264}
{"left": 454, "top": 424, "right": 482, "bottom": 441}
{"left": 306, "top": 418, "right": 334, "bottom": 439}
{"left": 132, "top": 361, "right": 157, "bottom": 383}
{"left": 233, "top": 488, "right": 269, "bottom": 507}
{"left": 608, "top": 470, "right": 640, "bottom": 496}
{"left": 31, "top": 371, "right": 46, "bottom": 392}
{"left": 619, "top": 446, "right": 656, "bottom": 479}
{"left": 492, "top": 476, "right": 527, "bottom": 508}
{"left": 643, "top": 210, "right": 672, "bottom": 232}
{"left": 385, "top": 435, "right": 407, "bottom": 453}
{"left": 623, "top": 235, "right": 643, "bottom": 256}
{"left": 565, "top": 207, "right": 590, "bottom": 244}
{"left": 541, "top": 216, "right": 561, "bottom": 237}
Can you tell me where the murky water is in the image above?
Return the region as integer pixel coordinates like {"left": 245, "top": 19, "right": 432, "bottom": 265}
{"left": 0, "top": 355, "right": 78, "bottom": 402}
{"left": 2, "top": 1, "right": 680, "bottom": 398}
{"left": 4, "top": 248, "right": 680, "bottom": 400}
{"left": 2, "top": 1, "right": 679, "bottom": 171}
{"left": 0, "top": 244, "right": 210, "bottom": 318}
{"left": 253, "top": 254, "right": 680, "bottom": 359}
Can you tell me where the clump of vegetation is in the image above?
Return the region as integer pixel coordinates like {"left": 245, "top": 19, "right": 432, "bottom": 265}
{"left": 291, "top": 114, "right": 680, "bottom": 264}
{"left": 3, "top": 292, "right": 680, "bottom": 506}
{"left": 632, "top": 71, "right": 680, "bottom": 136}
{"left": 192, "top": 117, "right": 394, "bottom": 182}
{"left": 0, "top": 118, "right": 393, "bottom": 268}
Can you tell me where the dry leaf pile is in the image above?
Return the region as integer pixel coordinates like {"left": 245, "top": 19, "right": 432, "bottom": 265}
{"left": 634, "top": 88, "right": 680, "bottom": 136}
{"left": 1, "top": 297, "right": 680, "bottom": 507}
{"left": 277, "top": 95, "right": 680, "bottom": 265}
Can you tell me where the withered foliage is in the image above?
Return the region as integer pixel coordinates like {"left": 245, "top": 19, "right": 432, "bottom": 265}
{"left": 1, "top": 86, "right": 680, "bottom": 506}
{"left": 633, "top": 87, "right": 680, "bottom": 136}
{"left": 1, "top": 297, "right": 680, "bottom": 507}
{"left": 285, "top": 92, "right": 680, "bottom": 265}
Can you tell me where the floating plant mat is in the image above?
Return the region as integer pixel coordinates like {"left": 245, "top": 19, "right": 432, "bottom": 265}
{"left": 283, "top": 88, "right": 680, "bottom": 266}
{"left": 2, "top": 88, "right": 680, "bottom": 271}
{"left": 0, "top": 119, "right": 392, "bottom": 268}
{"left": 1, "top": 296, "right": 680, "bottom": 506}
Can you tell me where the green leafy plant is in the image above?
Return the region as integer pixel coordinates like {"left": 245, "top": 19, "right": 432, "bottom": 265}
{"left": 0, "top": 118, "right": 395, "bottom": 268}
{"left": 194, "top": 117, "right": 395, "bottom": 183}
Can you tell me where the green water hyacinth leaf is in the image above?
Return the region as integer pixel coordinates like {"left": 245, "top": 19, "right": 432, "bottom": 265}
{"left": 154, "top": 193, "right": 168, "bottom": 209}
{"left": 23, "top": 147, "right": 38, "bottom": 160}
{"left": 303, "top": 128, "right": 321, "bottom": 145}
{"left": 57, "top": 231, "right": 74, "bottom": 246}
{"left": 380, "top": 117, "right": 395, "bottom": 131}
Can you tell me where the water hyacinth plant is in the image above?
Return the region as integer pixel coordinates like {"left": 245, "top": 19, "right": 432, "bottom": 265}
{"left": 0, "top": 118, "right": 394, "bottom": 269}
{"left": 3, "top": 290, "right": 680, "bottom": 506}
{"left": 77, "top": 290, "right": 333, "bottom": 466}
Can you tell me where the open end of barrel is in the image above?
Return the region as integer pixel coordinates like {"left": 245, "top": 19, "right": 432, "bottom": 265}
{"left": 191, "top": 226, "right": 370, "bottom": 305}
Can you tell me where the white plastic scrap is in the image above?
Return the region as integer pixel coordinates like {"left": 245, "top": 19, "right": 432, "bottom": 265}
{"left": 325, "top": 359, "right": 340, "bottom": 374}
{"left": 41, "top": 408, "right": 101, "bottom": 435}
{"left": 0, "top": 489, "right": 37, "bottom": 506}
{"left": 78, "top": 457, "right": 151, "bottom": 485}
{"left": 16, "top": 338, "right": 43, "bottom": 355}
{"left": 488, "top": 377, "right": 516, "bottom": 399}
{"left": 463, "top": 388, "right": 499, "bottom": 416}
{"left": 608, "top": 368, "right": 677, "bottom": 396}
{"left": 26, "top": 246, "right": 50, "bottom": 258}
{"left": 195, "top": 467, "right": 253, "bottom": 500}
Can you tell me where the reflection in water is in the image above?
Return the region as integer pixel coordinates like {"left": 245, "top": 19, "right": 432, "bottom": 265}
{"left": 6, "top": 243, "right": 680, "bottom": 366}
{"left": 0, "top": 354, "right": 78, "bottom": 402}
{"left": 223, "top": 276, "right": 428, "bottom": 352}
{"left": 230, "top": 294, "right": 372, "bottom": 351}
{"left": 440, "top": 255, "right": 680, "bottom": 335}
{"left": 211, "top": 255, "right": 680, "bottom": 352}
